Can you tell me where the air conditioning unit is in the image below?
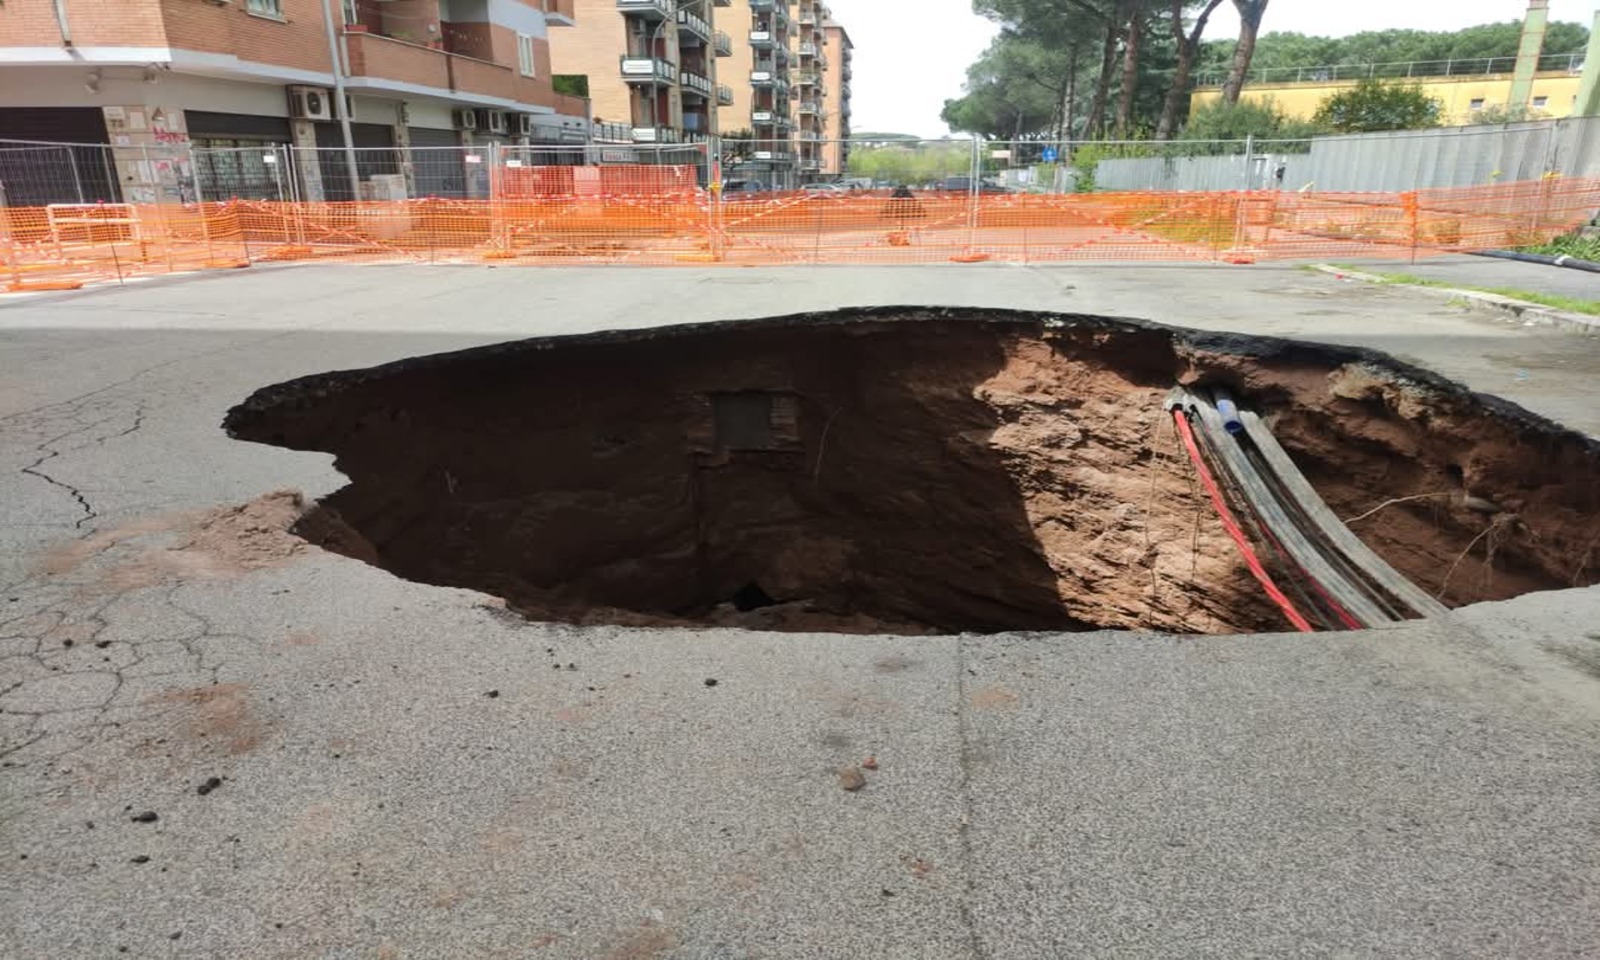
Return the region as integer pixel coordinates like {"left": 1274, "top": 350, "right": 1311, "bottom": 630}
{"left": 479, "top": 109, "right": 509, "bottom": 135}
{"left": 516, "top": 114, "right": 536, "bottom": 137}
{"left": 288, "top": 85, "right": 334, "bottom": 121}
{"left": 452, "top": 107, "right": 478, "bottom": 131}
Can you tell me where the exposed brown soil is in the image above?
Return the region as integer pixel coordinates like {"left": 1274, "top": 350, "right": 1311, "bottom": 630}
{"left": 37, "top": 490, "right": 316, "bottom": 594}
{"left": 224, "top": 308, "right": 1600, "bottom": 635}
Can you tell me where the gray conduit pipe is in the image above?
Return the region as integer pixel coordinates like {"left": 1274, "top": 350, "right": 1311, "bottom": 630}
{"left": 1473, "top": 249, "right": 1600, "bottom": 275}
{"left": 1185, "top": 389, "right": 1395, "bottom": 628}
{"left": 1232, "top": 406, "right": 1450, "bottom": 620}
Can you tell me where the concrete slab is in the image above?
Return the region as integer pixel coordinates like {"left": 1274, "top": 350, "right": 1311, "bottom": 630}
{"left": 3, "top": 263, "right": 1599, "bottom": 958}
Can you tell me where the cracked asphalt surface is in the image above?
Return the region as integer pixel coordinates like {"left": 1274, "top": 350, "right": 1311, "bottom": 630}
{"left": 3, "top": 261, "right": 1599, "bottom": 958}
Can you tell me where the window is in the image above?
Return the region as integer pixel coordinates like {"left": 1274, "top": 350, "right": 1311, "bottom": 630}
{"left": 517, "top": 34, "right": 537, "bottom": 78}
{"left": 341, "top": 0, "right": 359, "bottom": 26}
{"left": 1533, "top": 96, "right": 1549, "bottom": 108}
{"left": 245, "top": 0, "right": 283, "bottom": 17}
{"left": 1469, "top": 98, "right": 1486, "bottom": 111}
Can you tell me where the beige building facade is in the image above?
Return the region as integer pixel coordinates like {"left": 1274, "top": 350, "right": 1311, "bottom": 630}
{"left": 550, "top": 0, "right": 728, "bottom": 144}
{"left": 821, "top": 20, "right": 851, "bottom": 177}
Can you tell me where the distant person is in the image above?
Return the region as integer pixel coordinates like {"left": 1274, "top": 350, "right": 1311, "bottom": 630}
{"left": 882, "top": 184, "right": 924, "bottom": 225}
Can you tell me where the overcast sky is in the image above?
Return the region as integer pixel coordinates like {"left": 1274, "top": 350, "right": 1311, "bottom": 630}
{"left": 825, "top": 0, "right": 1599, "bottom": 138}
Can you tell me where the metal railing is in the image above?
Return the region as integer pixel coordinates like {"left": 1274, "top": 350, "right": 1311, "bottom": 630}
{"left": 1195, "top": 53, "right": 1586, "bottom": 88}
{"left": 616, "top": 0, "right": 675, "bottom": 18}
{"left": 5, "top": 133, "right": 1598, "bottom": 285}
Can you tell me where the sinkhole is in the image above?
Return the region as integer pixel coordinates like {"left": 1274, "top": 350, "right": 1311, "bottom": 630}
{"left": 225, "top": 308, "right": 1600, "bottom": 635}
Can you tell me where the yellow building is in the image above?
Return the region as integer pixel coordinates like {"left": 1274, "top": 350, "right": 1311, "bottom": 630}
{"left": 1191, "top": 67, "right": 1586, "bottom": 127}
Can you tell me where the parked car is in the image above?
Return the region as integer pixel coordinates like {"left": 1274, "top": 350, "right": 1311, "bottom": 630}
{"left": 721, "top": 179, "right": 771, "bottom": 197}
{"left": 933, "top": 176, "right": 1009, "bottom": 194}
{"left": 802, "top": 182, "right": 847, "bottom": 196}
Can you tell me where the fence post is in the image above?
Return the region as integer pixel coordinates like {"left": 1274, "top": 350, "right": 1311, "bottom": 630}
{"left": 1403, "top": 189, "right": 1419, "bottom": 264}
{"left": 966, "top": 136, "right": 980, "bottom": 256}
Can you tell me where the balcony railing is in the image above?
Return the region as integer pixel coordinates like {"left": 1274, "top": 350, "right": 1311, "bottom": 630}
{"left": 752, "top": 150, "right": 792, "bottom": 162}
{"left": 716, "top": 84, "right": 734, "bottom": 105}
{"left": 680, "top": 71, "right": 714, "bottom": 98}
{"left": 617, "top": 0, "right": 675, "bottom": 19}
{"left": 621, "top": 56, "right": 678, "bottom": 83}
{"left": 799, "top": 41, "right": 818, "bottom": 57}
{"left": 749, "top": 30, "right": 776, "bottom": 49}
{"left": 1194, "top": 53, "right": 1586, "bottom": 88}
{"left": 593, "top": 120, "right": 633, "bottom": 142}
{"left": 632, "top": 126, "right": 682, "bottom": 143}
{"left": 798, "top": 131, "right": 821, "bottom": 141}
{"left": 797, "top": 99, "right": 819, "bottom": 115}
{"left": 801, "top": 158, "right": 823, "bottom": 172}
{"left": 795, "top": 70, "right": 819, "bottom": 87}
{"left": 714, "top": 31, "right": 733, "bottom": 56}
{"left": 676, "top": 8, "right": 711, "bottom": 43}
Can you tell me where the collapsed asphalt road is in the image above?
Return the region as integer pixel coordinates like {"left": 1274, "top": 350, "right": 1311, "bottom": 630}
{"left": 2, "top": 262, "right": 1598, "bottom": 958}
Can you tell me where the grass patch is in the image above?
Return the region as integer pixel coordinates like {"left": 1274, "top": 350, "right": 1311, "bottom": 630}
{"left": 1328, "top": 265, "right": 1600, "bottom": 317}
{"left": 1518, "top": 231, "right": 1600, "bottom": 262}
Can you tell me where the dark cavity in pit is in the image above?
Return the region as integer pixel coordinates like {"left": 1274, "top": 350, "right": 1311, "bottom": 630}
{"left": 226, "top": 308, "right": 1600, "bottom": 635}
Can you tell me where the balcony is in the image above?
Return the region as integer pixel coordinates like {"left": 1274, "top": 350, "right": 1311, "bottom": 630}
{"left": 632, "top": 126, "right": 682, "bottom": 143}
{"left": 798, "top": 130, "right": 821, "bottom": 141}
{"left": 750, "top": 69, "right": 780, "bottom": 86}
{"left": 345, "top": 32, "right": 450, "bottom": 90}
{"left": 801, "top": 158, "right": 823, "bottom": 172}
{"left": 795, "top": 69, "right": 819, "bottom": 87}
{"left": 749, "top": 30, "right": 776, "bottom": 50}
{"left": 752, "top": 151, "right": 792, "bottom": 163}
{"left": 716, "top": 84, "right": 734, "bottom": 105}
{"left": 796, "top": 99, "right": 819, "bottom": 116}
{"left": 680, "top": 70, "right": 713, "bottom": 98}
{"left": 676, "top": 8, "right": 711, "bottom": 43}
{"left": 621, "top": 56, "right": 678, "bottom": 83}
{"left": 798, "top": 9, "right": 817, "bottom": 25}
{"left": 799, "top": 41, "right": 818, "bottom": 57}
{"left": 543, "top": 0, "right": 576, "bottom": 25}
{"left": 617, "top": 0, "right": 675, "bottom": 20}
{"left": 714, "top": 30, "right": 733, "bottom": 56}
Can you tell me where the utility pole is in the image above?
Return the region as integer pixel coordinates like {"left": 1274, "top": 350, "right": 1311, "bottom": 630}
{"left": 321, "top": 0, "right": 362, "bottom": 198}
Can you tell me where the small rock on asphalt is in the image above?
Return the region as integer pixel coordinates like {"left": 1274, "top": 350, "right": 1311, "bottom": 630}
{"left": 130, "top": 811, "right": 159, "bottom": 823}
{"left": 862, "top": 756, "right": 879, "bottom": 771}
{"left": 704, "top": 678, "right": 719, "bottom": 687}
{"left": 197, "top": 777, "right": 223, "bottom": 796}
{"left": 838, "top": 766, "right": 867, "bottom": 792}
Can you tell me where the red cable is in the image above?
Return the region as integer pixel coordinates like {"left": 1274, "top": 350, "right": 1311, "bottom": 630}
{"left": 1171, "top": 409, "right": 1316, "bottom": 633}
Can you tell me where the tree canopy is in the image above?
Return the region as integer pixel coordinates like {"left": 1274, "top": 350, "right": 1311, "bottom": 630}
{"left": 941, "top": 4, "right": 1591, "bottom": 142}
{"left": 1312, "top": 80, "right": 1443, "bottom": 133}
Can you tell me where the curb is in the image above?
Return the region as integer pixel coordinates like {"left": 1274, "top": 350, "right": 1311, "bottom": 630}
{"left": 1309, "top": 264, "right": 1600, "bottom": 337}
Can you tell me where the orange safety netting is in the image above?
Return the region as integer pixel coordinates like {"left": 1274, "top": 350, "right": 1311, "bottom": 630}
{"left": 5, "top": 177, "right": 1598, "bottom": 290}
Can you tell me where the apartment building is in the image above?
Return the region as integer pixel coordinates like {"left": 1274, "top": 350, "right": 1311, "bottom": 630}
{"left": 0, "top": 0, "right": 589, "bottom": 202}
{"left": 821, "top": 20, "right": 851, "bottom": 178}
{"left": 713, "top": 0, "right": 796, "bottom": 187}
{"left": 550, "top": 0, "right": 731, "bottom": 146}
{"left": 791, "top": 0, "right": 827, "bottom": 179}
